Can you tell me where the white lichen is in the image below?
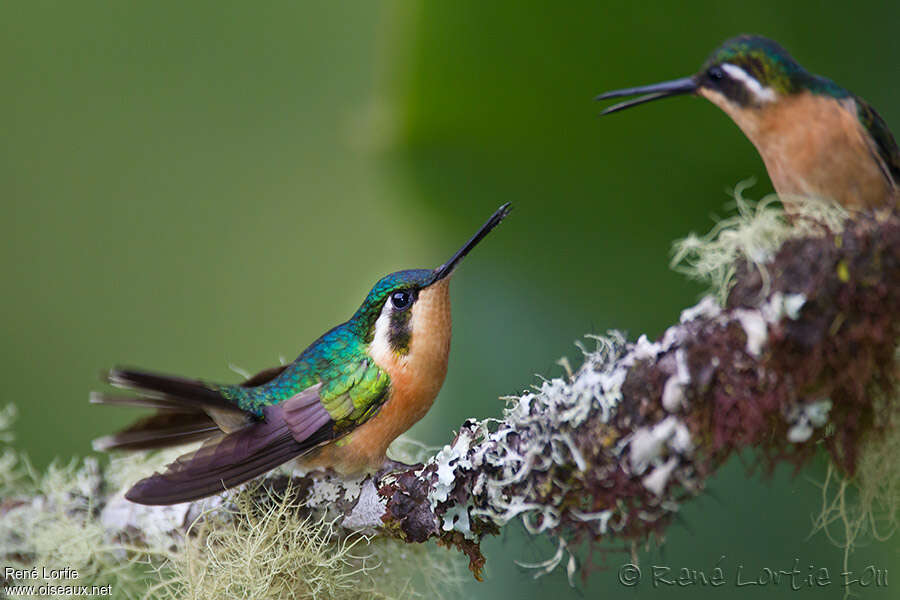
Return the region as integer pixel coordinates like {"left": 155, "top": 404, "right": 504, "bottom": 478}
{"left": 341, "top": 478, "right": 384, "bottom": 531}
{"left": 642, "top": 456, "right": 679, "bottom": 496}
{"left": 419, "top": 332, "right": 638, "bottom": 550}
{"left": 430, "top": 427, "right": 476, "bottom": 507}
{"left": 680, "top": 296, "right": 722, "bottom": 323}
{"left": 662, "top": 376, "right": 687, "bottom": 412}
{"left": 761, "top": 292, "right": 807, "bottom": 322}
{"left": 627, "top": 416, "right": 694, "bottom": 475}
{"left": 735, "top": 308, "right": 768, "bottom": 357}
{"left": 0, "top": 438, "right": 169, "bottom": 598}
{"left": 570, "top": 508, "right": 614, "bottom": 534}
{"left": 662, "top": 348, "right": 692, "bottom": 412}
{"left": 786, "top": 399, "right": 833, "bottom": 443}
{"left": 631, "top": 334, "right": 662, "bottom": 361}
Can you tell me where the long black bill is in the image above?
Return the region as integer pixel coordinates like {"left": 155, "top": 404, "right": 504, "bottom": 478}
{"left": 595, "top": 77, "right": 697, "bottom": 115}
{"left": 431, "top": 202, "right": 512, "bottom": 282}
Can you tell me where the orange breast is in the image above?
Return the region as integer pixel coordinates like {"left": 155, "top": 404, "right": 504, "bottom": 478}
{"left": 702, "top": 90, "right": 895, "bottom": 209}
{"left": 301, "top": 279, "right": 452, "bottom": 473}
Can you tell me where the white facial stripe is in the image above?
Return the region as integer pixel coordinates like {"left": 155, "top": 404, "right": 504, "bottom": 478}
{"left": 369, "top": 301, "right": 395, "bottom": 365}
{"left": 722, "top": 63, "right": 776, "bottom": 103}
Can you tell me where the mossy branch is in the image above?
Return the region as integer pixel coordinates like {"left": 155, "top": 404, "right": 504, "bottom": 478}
{"left": 2, "top": 202, "right": 898, "bottom": 596}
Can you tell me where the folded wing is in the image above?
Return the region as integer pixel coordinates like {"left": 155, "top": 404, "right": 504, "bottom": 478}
{"left": 124, "top": 384, "right": 334, "bottom": 505}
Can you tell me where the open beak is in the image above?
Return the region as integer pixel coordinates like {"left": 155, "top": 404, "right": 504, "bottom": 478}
{"left": 595, "top": 76, "right": 697, "bottom": 115}
{"left": 431, "top": 202, "right": 512, "bottom": 283}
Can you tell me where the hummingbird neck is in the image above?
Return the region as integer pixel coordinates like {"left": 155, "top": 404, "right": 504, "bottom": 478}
{"left": 702, "top": 90, "right": 896, "bottom": 208}
{"left": 367, "top": 278, "right": 452, "bottom": 420}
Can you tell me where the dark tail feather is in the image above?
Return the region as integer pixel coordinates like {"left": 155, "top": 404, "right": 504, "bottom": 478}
{"left": 107, "top": 367, "right": 239, "bottom": 412}
{"left": 90, "top": 391, "right": 194, "bottom": 412}
{"left": 92, "top": 412, "right": 221, "bottom": 451}
{"left": 94, "top": 368, "right": 249, "bottom": 453}
{"left": 125, "top": 409, "right": 334, "bottom": 505}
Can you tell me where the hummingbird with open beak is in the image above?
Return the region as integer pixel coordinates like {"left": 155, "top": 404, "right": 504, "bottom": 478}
{"left": 93, "top": 203, "right": 511, "bottom": 505}
{"left": 596, "top": 35, "right": 899, "bottom": 209}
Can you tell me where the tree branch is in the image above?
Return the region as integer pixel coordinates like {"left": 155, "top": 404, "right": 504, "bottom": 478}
{"left": 8, "top": 208, "right": 900, "bottom": 583}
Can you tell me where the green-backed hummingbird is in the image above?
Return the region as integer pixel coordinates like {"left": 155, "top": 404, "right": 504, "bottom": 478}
{"left": 93, "top": 203, "right": 511, "bottom": 505}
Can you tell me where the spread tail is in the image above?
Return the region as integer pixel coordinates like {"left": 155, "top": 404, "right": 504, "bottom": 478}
{"left": 92, "top": 367, "right": 250, "bottom": 452}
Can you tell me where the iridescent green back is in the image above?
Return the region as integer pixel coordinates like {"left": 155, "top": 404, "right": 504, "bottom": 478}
{"left": 218, "top": 324, "right": 388, "bottom": 429}
{"left": 212, "top": 268, "right": 436, "bottom": 430}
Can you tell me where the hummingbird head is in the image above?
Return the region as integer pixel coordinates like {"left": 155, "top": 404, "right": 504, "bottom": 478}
{"left": 596, "top": 35, "right": 847, "bottom": 123}
{"left": 352, "top": 203, "right": 511, "bottom": 359}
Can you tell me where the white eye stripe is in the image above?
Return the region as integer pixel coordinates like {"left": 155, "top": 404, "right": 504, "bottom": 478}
{"left": 369, "top": 301, "right": 394, "bottom": 361}
{"left": 721, "top": 63, "right": 776, "bottom": 103}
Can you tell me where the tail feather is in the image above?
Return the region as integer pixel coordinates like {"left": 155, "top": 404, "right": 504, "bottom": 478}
{"left": 94, "top": 367, "right": 250, "bottom": 453}
{"left": 108, "top": 368, "right": 239, "bottom": 412}
{"left": 92, "top": 412, "right": 221, "bottom": 451}
{"left": 90, "top": 391, "right": 193, "bottom": 412}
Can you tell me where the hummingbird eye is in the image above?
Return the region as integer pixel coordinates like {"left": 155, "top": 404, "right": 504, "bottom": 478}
{"left": 707, "top": 66, "right": 725, "bottom": 81}
{"left": 390, "top": 290, "right": 413, "bottom": 311}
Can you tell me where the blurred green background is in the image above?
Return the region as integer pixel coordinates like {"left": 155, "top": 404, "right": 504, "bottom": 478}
{"left": 2, "top": 1, "right": 898, "bottom": 597}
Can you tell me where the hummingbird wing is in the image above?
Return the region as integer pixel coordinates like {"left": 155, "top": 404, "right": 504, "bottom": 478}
{"left": 122, "top": 358, "right": 390, "bottom": 505}
{"left": 124, "top": 383, "right": 334, "bottom": 504}
{"left": 854, "top": 96, "right": 900, "bottom": 187}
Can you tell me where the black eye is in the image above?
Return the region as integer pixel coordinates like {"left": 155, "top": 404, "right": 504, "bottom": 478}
{"left": 707, "top": 66, "right": 725, "bottom": 81}
{"left": 390, "top": 290, "right": 412, "bottom": 310}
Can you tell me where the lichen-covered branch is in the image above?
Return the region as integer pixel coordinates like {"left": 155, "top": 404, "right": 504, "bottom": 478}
{"left": 4, "top": 206, "right": 899, "bottom": 589}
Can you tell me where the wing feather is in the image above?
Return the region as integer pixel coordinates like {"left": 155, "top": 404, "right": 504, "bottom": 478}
{"left": 121, "top": 352, "right": 390, "bottom": 505}
{"left": 854, "top": 96, "right": 900, "bottom": 187}
{"left": 124, "top": 384, "right": 336, "bottom": 505}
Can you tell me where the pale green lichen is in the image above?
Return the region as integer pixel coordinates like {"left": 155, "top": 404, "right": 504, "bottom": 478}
{"left": 0, "top": 409, "right": 168, "bottom": 599}
{"left": 671, "top": 182, "right": 848, "bottom": 302}
{"left": 810, "top": 387, "right": 900, "bottom": 599}
{"left": 0, "top": 406, "right": 463, "bottom": 600}
{"left": 155, "top": 482, "right": 464, "bottom": 600}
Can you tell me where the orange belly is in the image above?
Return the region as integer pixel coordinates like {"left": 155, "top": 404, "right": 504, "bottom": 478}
{"left": 299, "top": 380, "right": 441, "bottom": 473}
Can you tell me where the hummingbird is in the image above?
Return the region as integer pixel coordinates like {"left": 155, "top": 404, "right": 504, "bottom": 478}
{"left": 596, "top": 35, "right": 899, "bottom": 209}
{"left": 92, "top": 203, "right": 511, "bottom": 505}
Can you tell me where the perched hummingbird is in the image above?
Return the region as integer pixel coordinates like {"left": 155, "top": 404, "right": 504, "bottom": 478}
{"left": 92, "top": 203, "right": 511, "bottom": 505}
{"left": 596, "top": 35, "right": 899, "bottom": 209}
